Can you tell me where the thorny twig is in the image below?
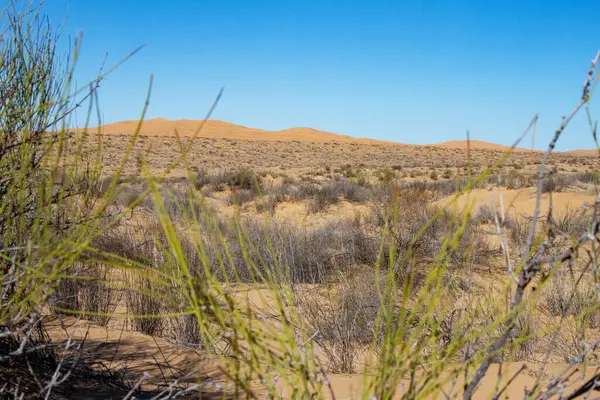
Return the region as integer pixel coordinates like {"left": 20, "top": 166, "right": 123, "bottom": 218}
{"left": 463, "top": 51, "right": 600, "bottom": 400}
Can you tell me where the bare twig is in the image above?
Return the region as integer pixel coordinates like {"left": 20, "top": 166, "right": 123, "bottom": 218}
{"left": 463, "top": 51, "right": 600, "bottom": 400}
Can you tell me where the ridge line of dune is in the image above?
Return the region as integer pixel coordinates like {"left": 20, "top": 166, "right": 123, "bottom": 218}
{"left": 73, "top": 118, "right": 591, "bottom": 153}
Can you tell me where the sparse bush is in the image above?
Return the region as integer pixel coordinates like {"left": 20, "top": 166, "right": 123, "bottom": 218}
{"left": 542, "top": 173, "right": 569, "bottom": 193}
{"left": 308, "top": 183, "right": 341, "bottom": 213}
{"left": 75, "top": 263, "right": 120, "bottom": 327}
{"left": 113, "top": 184, "right": 144, "bottom": 208}
{"left": 297, "top": 268, "right": 383, "bottom": 373}
{"left": 229, "top": 188, "right": 258, "bottom": 205}
{"left": 193, "top": 167, "right": 211, "bottom": 188}
{"left": 543, "top": 272, "right": 600, "bottom": 329}
{"left": 575, "top": 171, "right": 600, "bottom": 184}
{"left": 339, "top": 164, "right": 358, "bottom": 178}
{"left": 224, "top": 167, "right": 262, "bottom": 190}
{"left": 507, "top": 214, "right": 531, "bottom": 254}
{"left": 337, "top": 180, "right": 370, "bottom": 202}
{"left": 282, "top": 174, "right": 296, "bottom": 185}
{"left": 475, "top": 204, "right": 496, "bottom": 224}
{"left": 370, "top": 186, "right": 482, "bottom": 285}
{"left": 305, "top": 180, "right": 370, "bottom": 213}
{"left": 255, "top": 185, "right": 293, "bottom": 214}
{"left": 125, "top": 273, "right": 164, "bottom": 335}
{"left": 376, "top": 167, "right": 396, "bottom": 185}
{"left": 506, "top": 169, "right": 527, "bottom": 189}
{"left": 193, "top": 216, "right": 380, "bottom": 283}
{"left": 552, "top": 209, "right": 592, "bottom": 238}
{"left": 355, "top": 172, "right": 367, "bottom": 186}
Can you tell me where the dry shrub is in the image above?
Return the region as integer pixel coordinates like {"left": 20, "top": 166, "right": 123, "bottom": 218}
{"left": 192, "top": 167, "right": 211, "bottom": 188}
{"left": 113, "top": 185, "right": 144, "bottom": 208}
{"left": 113, "top": 183, "right": 211, "bottom": 220}
{"left": 335, "top": 180, "right": 371, "bottom": 202}
{"left": 93, "top": 219, "right": 168, "bottom": 336}
{"left": 166, "top": 314, "right": 205, "bottom": 349}
{"left": 76, "top": 263, "right": 120, "bottom": 327}
{"left": 506, "top": 209, "right": 591, "bottom": 259}
{"left": 380, "top": 188, "right": 482, "bottom": 281}
{"left": 159, "top": 185, "right": 201, "bottom": 217}
{"left": 224, "top": 167, "right": 262, "bottom": 189}
{"left": 297, "top": 268, "right": 382, "bottom": 373}
{"left": 255, "top": 185, "right": 294, "bottom": 215}
{"left": 455, "top": 294, "right": 539, "bottom": 364}
{"left": 92, "top": 213, "right": 217, "bottom": 347}
{"left": 505, "top": 170, "right": 528, "bottom": 190}
{"left": 475, "top": 204, "right": 497, "bottom": 224}
{"left": 376, "top": 167, "right": 396, "bottom": 184}
{"left": 542, "top": 271, "right": 600, "bottom": 329}
{"left": 542, "top": 174, "right": 570, "bottom": 193}
{"left": 551, "top": 209, "right": 592, "bottom": 239}
{"left": 0, "top": 321, "right": 133, "bottom": 398}
{"left": 48, "top": 262, "right": 119, "bottom": 327}
{"left": 193, "top": 167, "right": 262, "bottom": 192}
{"left": 307, "top": 183, "right": 341, "bottom": 213}
{"left": 228, "top": 188, "right": 259, "bottom": 205}
{"left": 575, "top": 171, "right": 600, "bottom": 184}
{"left": 369, "top": 185, "right": 430, "bottom": 226}
{"left": 403, "top": 178, "right": 476, "bottom": 197}
{"left": 202, "top": 218, "right": 380, "bottom": 284}
{"left": 507, "top": 215, "right": 531, "bottom": 252}
{"left": 206, "top": 167, "right": 262, "bottom": 190}
{"left": 552, "top": 322, "right": 588, "bottom": 363}
{"left": 125, "top": 273, "right": 163, "bottom": 336}
{"left": 509, "top": 312, "right": 538, "bottom": 360}
{"left": 295, "top": 182, "right": 320, "bottom": 199}
{"left": 299, "top": 180, "right": 370, "bottom": 213}
{"left": 48, "top": 272, "right": 81, "bottom": 314}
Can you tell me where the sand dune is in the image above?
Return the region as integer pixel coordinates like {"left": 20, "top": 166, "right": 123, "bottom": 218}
{"left": 440, "top": 187, "right": 596, "bottom": 217}
{"left": 429, "top": 139, "right": 534, "bottom": 152}
{"left": 77, "top": 118, "right": 596, "bottom": 154}
{"left": 568, "top": 148, "right": 600, "bottom": 156}
{"left": 79, "top": 118, "right": 398, "bottom": 144}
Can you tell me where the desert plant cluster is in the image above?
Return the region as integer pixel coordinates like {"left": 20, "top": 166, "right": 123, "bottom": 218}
{"left": 3, "top": 2, "right": 600, "bottom": 399}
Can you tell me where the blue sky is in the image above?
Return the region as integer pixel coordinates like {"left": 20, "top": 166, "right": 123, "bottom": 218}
{"left": 44, "top": 1, "right": 600, "bottom": 150}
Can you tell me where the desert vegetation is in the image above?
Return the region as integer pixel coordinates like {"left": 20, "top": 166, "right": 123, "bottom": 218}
{"left": 3, "top": 2, "right": 600, "bottom": 399}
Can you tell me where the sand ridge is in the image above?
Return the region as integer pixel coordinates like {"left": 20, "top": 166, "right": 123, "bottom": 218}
{"left": 427, "top": 139, "right": 535, "bottom": 152}
{"left": 78, "top": 118, "right": 596, "bottom": 154}
{"left": 568, "top": 148, "right": 600, "bottom": 157}
{"left": 81, "top": 118, "right": 400, "bottom": 144}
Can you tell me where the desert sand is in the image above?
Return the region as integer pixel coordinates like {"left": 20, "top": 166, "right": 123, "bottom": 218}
{"left": 443, "top": 187, "right": 597, "bottom": 217}
{"left": 81, "top": 118, "right": 398, "bottom": 144}
{"left": 82, "top": 118, "right": 590, "bottom": 155}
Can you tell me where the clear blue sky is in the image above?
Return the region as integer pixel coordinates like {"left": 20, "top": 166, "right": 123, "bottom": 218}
{"left": 44, "top": 1, "right": 600, "bottom": 150}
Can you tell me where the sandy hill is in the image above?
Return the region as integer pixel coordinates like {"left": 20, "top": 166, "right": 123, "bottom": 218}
{"left": 76, "top": 119, "right": 596, "bottom": 155}
{"left": 568, "top": 148, "right": 599, "bottom": 156}
{"left": 428, "top": 140, "right": 534, "bottom": 152}
{"left": 80, "top": 118, "right": 397, "bottom": 144}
